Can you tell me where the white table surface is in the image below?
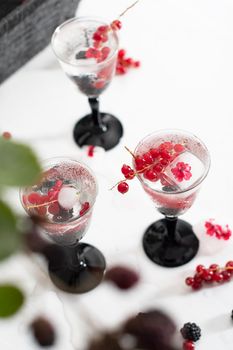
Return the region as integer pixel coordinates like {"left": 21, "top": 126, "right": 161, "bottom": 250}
{"left": 1, "top": 0, "right": 233, "bottom": 349}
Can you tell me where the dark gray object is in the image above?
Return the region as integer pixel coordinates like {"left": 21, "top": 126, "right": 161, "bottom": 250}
{"left": 0, "top": 0, "right": 80, "bottom": 84}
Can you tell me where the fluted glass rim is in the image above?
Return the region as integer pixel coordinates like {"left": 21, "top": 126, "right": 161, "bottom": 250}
{"left": 51, "top": 16, "right": 119, "bottom": 68}
{"left": 19, "top": 156, "right": 98, "bottom": 224}
{"left": 133, "top": 129, "right": 211, "bottom": 195}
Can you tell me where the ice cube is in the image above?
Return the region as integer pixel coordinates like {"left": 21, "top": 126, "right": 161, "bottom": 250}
{"left": 58, "top": 186, "right": 79, "bottom": 210}
{"left": 164, "top": 151, "right": 205, "bottom": 190}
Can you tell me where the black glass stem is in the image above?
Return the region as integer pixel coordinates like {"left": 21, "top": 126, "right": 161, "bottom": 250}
{"left": 73, "top": 96, "right": 123, "bottom": 151}
{"left": 44, "top": 242, "right": 106, "bottom": 293}
{"left": 88, "top": 97, "right": 106, "bottom": 132}
{"left": 142, "top": 216, "right": 199, "bottom": 268}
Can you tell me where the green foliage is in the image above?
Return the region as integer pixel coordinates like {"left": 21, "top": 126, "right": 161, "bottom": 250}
{"left": 0, "top": 284, "right": 24, "bottom": 317}
{"left": 0, "top": 201, "right": 21, "bottom": 261}
{"left": 0, "top": 138, "right": 41, "bottom": 186}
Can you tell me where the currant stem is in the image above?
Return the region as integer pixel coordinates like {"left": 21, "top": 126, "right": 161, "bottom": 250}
{"left": 119, "top": 0, "right": 140, "bottom": 18}
{"left": 124, "top": 146, "right": 136, "bottom": 159}
{"left": 27, "top": 199, "right": 58, "bottom": 209}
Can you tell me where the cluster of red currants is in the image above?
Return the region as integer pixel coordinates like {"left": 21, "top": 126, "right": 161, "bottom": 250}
{"left": 185, "top": 262, "right": 233, "bottom": 290}
{"left": 116, "top": 49, "right": 140, "bottom": 75}
{"left": 24, "top": 180, "right": 89, "bottom": 218}
{"left": 205, "top": 219, "right": 232, "bottom": 240}
{"left": 117, "top": 141, "right": 191, "bottom": 194}
{"left": 85, "top": 20, "right": 122, "bottom": 63}
{"left": 24, "top": 180, "right": 63, "bottom": 216}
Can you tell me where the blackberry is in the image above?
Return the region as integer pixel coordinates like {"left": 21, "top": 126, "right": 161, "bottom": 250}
{"left": 231, "top": 310, "right": 233, "bottom": 320}
{"left": 180, "top": 322, "right": 201, "bottom": 342}
{"left": 162, "top": 185, "right": 177, "bottom": 192}
{"left": 75, "top": 51, "right": 87, "bottom": 60}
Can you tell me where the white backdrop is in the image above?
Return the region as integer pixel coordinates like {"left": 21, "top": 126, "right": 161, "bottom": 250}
{"left": 0, "top": 0, "right": 233, "bottom": 349}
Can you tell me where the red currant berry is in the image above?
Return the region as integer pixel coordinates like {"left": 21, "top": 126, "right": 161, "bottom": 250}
{"left": 48, "top": 202, "right": 60, "bottom": 215}
{"left": 222, "top": 270, "right": 231, "bottom": 281}
{"left": 116, "top": 65, "right": 127, "bottom": 75}
{"left": 160, "top": 158, "right": 170, "bottom": 166}
{"left": 226, "top": 261, "right": 233, "bottom": 272}
{"left": 153, "top": 163, "right": 163, "bottom": 173}
{"left": 162, "top": 142, "right": 173, "bottom": 151}
{"left": 150, "top": 148, "right": 160, "bottom": 159}
{"left": 209, "top": 264, "right": 219, "bottom": 271}
{"left": 213, "top": 272, "right": 224, "bottom": 283}
{"left": 97, "top": 25, "right": 109, "bottom": 33}
{"left": 111, "top": 20, "right": 122, "bottom": 31}
{"left": 142, "top": 152, "right": 154, "bottom": 165}
{"left": 174, "top": 143, "right": 185, "bottom": 153}
{"left": 135, "top": 156, "right": 147, "bottom": 171}
{"left": 126, "top": 58, "right": 134, "bottom": 66}
{"left": 202, "top": 269, "right": 214, "bottom": 282}
{"left": 93, "top": 32, "right": 103, "bottom": 42}
{"left": 79, "top": 202, "right": 90, "bottom": 216}
{"left": 143, "top": 169, "right": 158, "bottom": 182}
{"left": 48, "top": 188, "right": 59, "bottom": 200}
{"left": 196, "top": 265, "right": 205, "bottom": 273}
{"left": 134, "top": 61, "right": 140, "bottom": 68}
{"left": 185, "top": 277, "right": 194, "bottom": 286}
{"left": 194, "top": 273, "right": 203, "bottom": 284}
{"left": 192, "top": 282, "right": 202, "bottom": 290}
{"left": 54, "top": 180, "right": 63, "bottom": 190}
{"left": 28, "top": 193, "right": 42, "bottom": 205}
{"left": 183, "top": 340, "right": 195, "bottom": 350}
{"left": 118, "top": 49, "right": 126, "bottom": 59}
{"left": 121, "top": 164, "right": 132, "bottom": 175}
{"left": 101, "top": 34, "right": 108, "bottom": 43}
{"left": 101, "top": 46, "right": 110, "bottom": 59}
{"left": 160, "top": 150, "right": 172, "bottom": 160}
{"left": 117, "top": 182, "right": 129, "bottom": 194}
{"left": 121, "top": 164, "right": 135, "bottom": 180}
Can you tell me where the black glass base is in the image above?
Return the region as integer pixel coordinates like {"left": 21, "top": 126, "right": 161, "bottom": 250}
{"left": 73, "top": 113, "right": 123, "bottom": 151}
{"left": 143, "top": 219, "right": 199, "bottom": 268}
{"left": 47, "top": 243, "right": 106, "bottom": 293}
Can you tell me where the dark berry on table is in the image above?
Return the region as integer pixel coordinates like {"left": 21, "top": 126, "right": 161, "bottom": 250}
{"left": 105, "top": 266, "right": 139, "bottom": 290}
{"left": 123, "top": 310, "right": 176, "bottom": 348}
{"left": 30, "top": 317, "right": 56, "bottom": 347}
{"left": 180, "top": 323, "right": 201, "bottom": 342}
{"left": 183, "top": 340, "right": 195, "bottom": 350}
{"left": 231, "top": 310, "right": 233, "bottom": 320}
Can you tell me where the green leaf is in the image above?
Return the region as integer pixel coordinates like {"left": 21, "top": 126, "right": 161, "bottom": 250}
{"left": 0, "top": 138, "right": 41, "bottom": 186}
{"left": 0, "top": 200, "right": 20, "bottom": 261}
{"left": 0, "top": 285, "right": 24, "bottom": 317}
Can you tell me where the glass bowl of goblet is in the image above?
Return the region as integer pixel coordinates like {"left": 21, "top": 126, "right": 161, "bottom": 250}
{"left": 52, "top": 17, "right": 123, "bottom": 151}
{"left": 133, "top": 130, "right": 210, "bottom": 267}
{"left": 20, "top": 157, "right": 105, "bottom": 293}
